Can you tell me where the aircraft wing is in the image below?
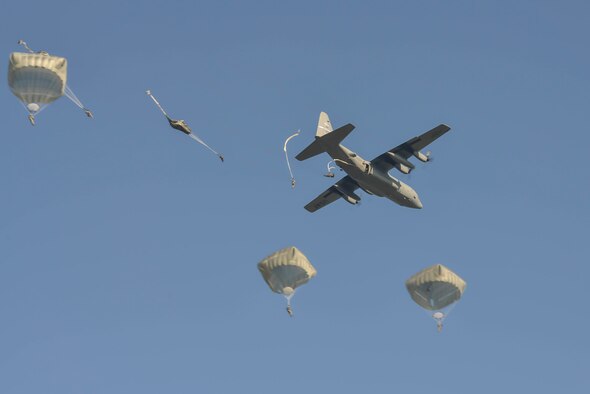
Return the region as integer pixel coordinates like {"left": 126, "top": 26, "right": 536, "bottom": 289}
{"left": 370, "top": 124, "right": 451, "bottom": 171}
{"left": 304, "top": 176, "right": 360, "bottom": 212}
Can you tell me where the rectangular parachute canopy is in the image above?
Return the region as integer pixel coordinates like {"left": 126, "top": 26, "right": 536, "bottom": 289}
{"left": 257, "top": 246, "right": 317, "bottom": 294}
{"left": 405, "top": 264, "right": 466, "bottom": 311}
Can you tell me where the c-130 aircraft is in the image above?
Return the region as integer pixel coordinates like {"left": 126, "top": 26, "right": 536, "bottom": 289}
{"left": 296, "top": 112, "right": 451, "bottom": 212}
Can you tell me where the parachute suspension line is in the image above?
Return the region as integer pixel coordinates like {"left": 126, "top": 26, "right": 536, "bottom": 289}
{"left": 283, "top": 130, "right": 300, "bottom": 188}
{"left": 188, "top": 134, "right": 225, "bottom": 162}
{"left": 64, "top": 85, "right": 93, "bottom": 118}
{"left": 18, "top": 101, "right": 49, "bottom": 125}
{"left": 285, "top": 293, "right": 295, "bottom": 317}
{"left": 17, "top": 40, "right": 35, "bottom": 53}
{"left": 431, "top": 303, "right": 457, "bottom": 332}
{"left": 146, "top": 89, "right": 171, "bottom": 119}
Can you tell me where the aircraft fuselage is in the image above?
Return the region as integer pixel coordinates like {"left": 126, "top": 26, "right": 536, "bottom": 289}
{"left": 326, "top": 144, "right": 423, "bottom": 209}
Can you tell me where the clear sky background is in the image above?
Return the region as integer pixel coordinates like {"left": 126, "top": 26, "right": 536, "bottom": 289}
{"left": 1, "top": 1, "right": 589, "bottom": 393}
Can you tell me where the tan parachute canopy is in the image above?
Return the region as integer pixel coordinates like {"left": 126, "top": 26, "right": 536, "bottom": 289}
{"left": 8, "top": 52, "right": 67, "bottom": 117}
{"left": 7, "top": 40, "right": 92, "bottom": 125}
{"left": 258, "top": 246, "right": 316, "bottom": 317}
{"left": 406, "top": 264, "right": 466, "bottom": 331}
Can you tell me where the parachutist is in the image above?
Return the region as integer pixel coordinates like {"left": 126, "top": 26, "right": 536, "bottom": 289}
{"left": 168, "top": 119, "right": 192, "bottom": 135}
{"left": 146, "top": 89, "right": 225, "bottom": 161}
{"left": 84, "top": 108, "right": 93, "bottom": 118}
{"left": 437, "top": 321, "right": 443, "bottom": 332}
{"left": 219, "top": 155, "right": 224, "bottom": 162}
{"left": 10, "top": 44, "right": 91, "bottom": 125}
{"left": 259, "top": 247, "right": 316, "bottom": 318}
{"left": 283, "top": 130, "right": 300, "bottom": 189}
{"left": 324, "top": 172, "right": 335, "bottom": 178}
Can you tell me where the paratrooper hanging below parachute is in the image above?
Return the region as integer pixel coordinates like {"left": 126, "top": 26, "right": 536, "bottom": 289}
{"left": 8, "top": 40, "right": 93, "bottom": 125}
{"left": 146, "top": 90, "right": 224, "bottom": 162}
{"left": 258, "top": 246, "right": 317, "bottom": 317}
{"left": 405, "top": 264, "right": 466, "bottom": 332}
{"left": 283, "top": 130, "right": 300, "bottom": 188}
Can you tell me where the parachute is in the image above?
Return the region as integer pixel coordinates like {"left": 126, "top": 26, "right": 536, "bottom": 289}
{"left": 283, "top": 130, "right": 300, "bottom": 188}
{"left": 146, "top": 90, "right": 224, "bottom": 162}
{"left": 406, "top": 264, "right": 466, "bottom": 331}
{"left": 258, "top": 246, "right": 316, "bottom": 317}
{"left": 7, "top": 40, "right": 92, "bottom": 125}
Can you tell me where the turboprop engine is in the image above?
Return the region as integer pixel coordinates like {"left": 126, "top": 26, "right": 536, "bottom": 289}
{"left": 413, "top": 150, "right": 431, "bottom": 162}
{"left": 334, "top": 186, "right": 361, "bottom": 205}
{"left": 387, "top": 152, "right": 415, "bottom": 174}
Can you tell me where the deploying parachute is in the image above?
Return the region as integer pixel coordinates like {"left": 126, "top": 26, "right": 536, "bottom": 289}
{"left": 8, "top": 40, "right": 92, "bottom": 125}
{"left": 258, "top": 246, "right": 316, "bottom": 317}
{"left": 406, "top": 264, "right": 466, "bottom": 332}
{"left": 283, "top": 130, "right": 300, "bottom": 188}
{"left": 146, "top": 90, "right": 224, "bottom": 162}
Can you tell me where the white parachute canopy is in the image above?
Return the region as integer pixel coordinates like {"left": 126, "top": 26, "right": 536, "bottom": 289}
{"left": 283, "top": 130, "right": 300, "bottom": 188}
{"left": 258, "top": 246, "right": 317, "bottom": 317}
{"left": 405, "top": 264, "right": 466, "bottom": 331}
{"left": 7, "top": 40, "right": 92, "bottom": 125}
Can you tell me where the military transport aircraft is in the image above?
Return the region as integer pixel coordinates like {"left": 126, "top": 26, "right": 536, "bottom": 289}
{"left": 295, "top": 112, "right": 451, "bottom": 212}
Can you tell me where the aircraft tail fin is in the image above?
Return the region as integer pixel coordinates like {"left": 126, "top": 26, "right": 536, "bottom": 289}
{"left": 316, "top": 112, "right": 333, "bottom": 137}
{"left": 296, "top": 123, "right": 355, "bottom": 161}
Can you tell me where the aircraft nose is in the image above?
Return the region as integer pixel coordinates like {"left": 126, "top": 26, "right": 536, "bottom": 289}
{"left": 413, "top": 195, "right": 423, "bottom": 209}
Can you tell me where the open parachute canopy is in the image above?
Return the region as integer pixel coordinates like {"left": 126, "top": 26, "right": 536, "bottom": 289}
{"left": 406, "top": 264, "right": 466, "bottom": 331}
{"left": 258, "top": 246, "right": 316, "bottom": 317}
{"left": 7, "top": 41, "right": 92, "bottom": 125}
{"left": 8, "top": 52, "right": 66, "bottom": 115}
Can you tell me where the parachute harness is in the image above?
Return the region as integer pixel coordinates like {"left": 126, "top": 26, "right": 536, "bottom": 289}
{"left": 283, "top": 130, "right": 300, "bottom": 188}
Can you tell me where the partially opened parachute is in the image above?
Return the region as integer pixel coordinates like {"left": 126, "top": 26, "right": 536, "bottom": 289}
{"left": 406, "top": 264, "right": 466, "bottom": 331}
{"left": 7, "top": 40, "right": 92, "bottom": 125}
{"left": 258, "top": 246, "right": 316, "bottom": 317}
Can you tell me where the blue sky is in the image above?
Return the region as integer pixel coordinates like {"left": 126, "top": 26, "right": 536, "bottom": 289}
{"left": 1, "top": 1, "right": 589, "bottom": 393}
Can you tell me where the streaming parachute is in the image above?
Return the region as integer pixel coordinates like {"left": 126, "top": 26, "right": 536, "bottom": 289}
{"left": 406, "top": 264, "right": 466, "bottom": 332}
{"left": 283, "top": 130, "right": 300, "bottom": 188}
{"left": 258, "top": 246, "right": 317, "bottom": 317}
{"left": 146, "top": 90, "right": 224, "bottom": 162}
{"left": 7, "top": 40, "right": 93, "bottom": 125}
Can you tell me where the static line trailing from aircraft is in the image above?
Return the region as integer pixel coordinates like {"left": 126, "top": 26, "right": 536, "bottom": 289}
{"left": 296, "top": 112, "right": 451, "bottom": 212}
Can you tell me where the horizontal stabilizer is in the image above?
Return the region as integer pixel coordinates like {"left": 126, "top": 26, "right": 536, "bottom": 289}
{"left": 296, "top": 123, "right": 355, "bottom": 161}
